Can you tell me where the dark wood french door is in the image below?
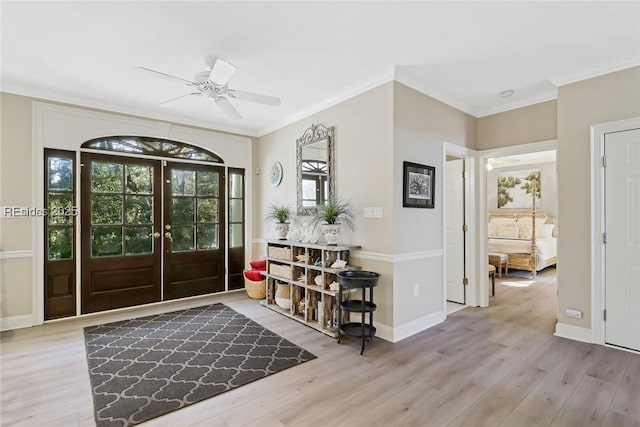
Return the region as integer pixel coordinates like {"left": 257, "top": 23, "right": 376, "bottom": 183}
{"left": 163, "top": 162, "right": 225, "bottom": 299}
{"left": 81, "top": 153, "right": 162, "bottom": 313}
{"left": 80, "top": 154, "right": 226, "bottom": 313}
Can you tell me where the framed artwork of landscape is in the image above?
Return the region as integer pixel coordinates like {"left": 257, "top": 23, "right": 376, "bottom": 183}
{"left": 403, "top": 161, "right": 435, "bottom": 208}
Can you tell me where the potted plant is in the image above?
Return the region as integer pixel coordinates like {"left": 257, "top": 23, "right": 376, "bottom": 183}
{"left": 311, "top": 198, "right": 356, "bottom": 245}
{"left": 264, "top": 203, "right": 295, "bottom": 240}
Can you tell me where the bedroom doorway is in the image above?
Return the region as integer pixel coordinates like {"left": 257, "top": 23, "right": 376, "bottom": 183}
{"left": 480, "top": 141, "right": 558, "bottom": 323}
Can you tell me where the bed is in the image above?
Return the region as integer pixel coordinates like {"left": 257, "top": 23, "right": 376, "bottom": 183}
{"left": 487, "top": 210, "right": 557, "bottom": 278}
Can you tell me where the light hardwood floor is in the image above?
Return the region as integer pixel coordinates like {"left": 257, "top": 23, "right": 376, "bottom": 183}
{"left": 2, "top": 268, "right": 639, "bottom": 427}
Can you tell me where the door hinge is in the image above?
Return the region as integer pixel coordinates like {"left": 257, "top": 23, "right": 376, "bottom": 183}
{"left": 462, "top": 171, "right": 468, "bottom": 178}
{"left": 603, "top": 232, "right": 607, "bottom": 244}
{"left": 603, "top": 309, "right": 607, "bottom": 321}
{"left": 463, "top": 277, "right": 469, "bottom": 286}
{"left": 463, "top": 224, "right": 468, "bottom": 232}
{"left": 602, "top": 156, "right": 606, "bottom": 167}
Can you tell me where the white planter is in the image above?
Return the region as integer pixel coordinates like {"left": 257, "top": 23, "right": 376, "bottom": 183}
{"left": 322, "top": 224, "right": 341, "bottom": 245}
{"left": 274, "top": 223, "right": 290, "bottom": 240}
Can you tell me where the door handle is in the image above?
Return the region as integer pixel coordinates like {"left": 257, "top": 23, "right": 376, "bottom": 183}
{"left": 165, "top": 232, "right": 173, "bottom": 241}
{"left": 150, "top": 232, "right": 161, "bottom": 238}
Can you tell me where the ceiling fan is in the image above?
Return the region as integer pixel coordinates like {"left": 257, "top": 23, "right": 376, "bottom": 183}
{"left": 138, "top": 57, "right": 281, "bottom": 119}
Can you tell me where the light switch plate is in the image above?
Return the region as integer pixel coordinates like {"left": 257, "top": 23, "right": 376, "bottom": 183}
{"left": 364, "top": 207, "right": 383, "bottom": 218}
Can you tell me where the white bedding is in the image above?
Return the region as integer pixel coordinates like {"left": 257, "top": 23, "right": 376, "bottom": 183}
{"left": 488, "top": 237, "right": 557, "bottom": 270}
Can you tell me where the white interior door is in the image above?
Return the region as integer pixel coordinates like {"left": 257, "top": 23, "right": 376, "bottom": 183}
{"left": 605, "top": 128, "right": 640, "bottom": 351}
{"left": 446, "top": 158, "right": 465, "bottom": 304}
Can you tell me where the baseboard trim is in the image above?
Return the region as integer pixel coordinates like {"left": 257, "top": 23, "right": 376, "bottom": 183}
{"left": 0, "top": 314, "right": 36, "bottom": 331}
{"left": 393, "top": 310, "right": 446, "bottom": 343}
{"left": 554, "top": 322, "right": 592, "bottom": 343}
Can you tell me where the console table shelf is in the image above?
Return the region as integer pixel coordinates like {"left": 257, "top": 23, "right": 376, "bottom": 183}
{"left": 261, "top": 239, "right": 360, "bottom": 338}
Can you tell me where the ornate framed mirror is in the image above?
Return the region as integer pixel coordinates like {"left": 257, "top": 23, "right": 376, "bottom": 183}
{"left": 296, "top": 124, "right": 335, "bottom": 215}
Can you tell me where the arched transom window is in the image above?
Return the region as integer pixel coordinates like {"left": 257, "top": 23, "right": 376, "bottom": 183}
{"left": 82, "top": 136, "right": 224, "bottom": 163}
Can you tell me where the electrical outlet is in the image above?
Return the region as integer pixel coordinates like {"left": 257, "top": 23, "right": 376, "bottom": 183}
{"left": 565, "top": 308, "right": 582, "bottom": 319}
{"left": 413, "top": 284, "right": 419, "bottom": 297}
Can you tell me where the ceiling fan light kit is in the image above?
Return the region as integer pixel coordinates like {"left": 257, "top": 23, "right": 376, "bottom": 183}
{"left": 139, "top": 58, "right": 281, "bottom": 120}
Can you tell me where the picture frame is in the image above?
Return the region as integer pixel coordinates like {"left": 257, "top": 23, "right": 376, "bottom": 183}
{"left": 403, "top": 161, "right": 435, "bottom": 208}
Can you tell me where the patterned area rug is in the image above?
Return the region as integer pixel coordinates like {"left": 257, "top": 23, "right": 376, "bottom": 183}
{"left": 84, "top": 303, "right": 316, "bottom": 427}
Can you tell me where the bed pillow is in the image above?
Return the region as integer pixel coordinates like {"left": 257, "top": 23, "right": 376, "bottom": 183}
{"left": 516, "top": 216, "right": 546, "bottom": 237}
{"left": 518, "top": 223, "right": 533, "bottom": 238}
{"left": 497, "top": 224, "right": 520, "bottom": 238}
{"left": 488, "top": 222, "right": 499, "bottom": 237}
{"left": 539, "top": 223, "right": 555, "bottom": 238}
{"left": 489, "top": 217, "right": 516, "bottom": 227}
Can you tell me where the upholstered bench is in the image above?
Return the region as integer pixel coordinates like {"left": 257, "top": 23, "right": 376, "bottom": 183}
{"left": 488, "top": 252, "right": 509, "bottom": 277}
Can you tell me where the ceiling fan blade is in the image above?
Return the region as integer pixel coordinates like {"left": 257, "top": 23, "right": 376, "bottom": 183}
{"left": 208, "top": 59, "right": 237, "bottom": 86}
{"left": 137, "top": 66, "right": 196, "bottom": 86}
{"left": 229, "top": 89, "right": 281, "bottom": 107}
{"left": 158, "top": 92, "right": 200, "bottom": 107}
{"left": 215, "top": 97, "right": 242, "bottom": 120}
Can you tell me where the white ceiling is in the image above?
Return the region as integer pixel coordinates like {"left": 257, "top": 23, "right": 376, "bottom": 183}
{"left": 488, "top": 150, "right": 556, "bottom": 169}
{"left": 2, "top": 2, "right": 639, "bottom": 137}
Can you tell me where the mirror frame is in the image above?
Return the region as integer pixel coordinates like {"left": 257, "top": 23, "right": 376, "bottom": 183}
{"left": 296, "top": 124, "right": 335, "bottom": 215}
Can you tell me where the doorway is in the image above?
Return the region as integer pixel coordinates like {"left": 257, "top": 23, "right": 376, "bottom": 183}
{"left": 445, "top": 155, "right": 466, "bottom": 305}
{"left": 478, "top": 139, "right": 557, "bottom": 309}
{"left": 603, "top": 128, "right": 640, "bottom": 352}
{"left": 80, "top": 153, "right": 226, "bottom": 313}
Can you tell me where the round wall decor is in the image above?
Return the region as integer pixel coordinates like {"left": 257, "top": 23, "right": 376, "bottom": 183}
{"left": 269, "top": 161, "right": 283, "bottom": 187}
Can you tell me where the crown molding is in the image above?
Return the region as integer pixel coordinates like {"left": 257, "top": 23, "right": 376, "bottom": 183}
{"left": 476, "top": 88, "right": 558, "bottom": 118}
{"left": 1, "top": 80, "right": 258, "bottom": 137}
{"left": 548, "top": 54, "right": 640, "bottom": 87}
{"left": 257, "top": 66, "right": 395, "bottom": 137}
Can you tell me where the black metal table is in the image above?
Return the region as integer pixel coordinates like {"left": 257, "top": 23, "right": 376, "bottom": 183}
{"left": 336, "top": 270, "right": 379, "bottom": 355}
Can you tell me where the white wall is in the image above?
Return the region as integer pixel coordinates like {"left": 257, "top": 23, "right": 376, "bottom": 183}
{"left": 392, "top": 82, "right": 476, "bottom": 334}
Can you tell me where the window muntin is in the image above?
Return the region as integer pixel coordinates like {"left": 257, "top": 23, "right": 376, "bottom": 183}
{"left": 47, "top": 156, "right": 75, "bottom": 260}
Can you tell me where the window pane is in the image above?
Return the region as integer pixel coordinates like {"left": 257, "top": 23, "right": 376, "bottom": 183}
{"left": 82, "top": 136, "right": 223, "bottom": 164}
{"left": 197, "top": 171, "right": 219, "bottom": 196}
{"left": 92, "top": 226, "right": 122, "bottom": 257}
{"left": 229, "top": 173, "right": 243, "bottom": 198}
{"left": 125, "top": 226, "right": 153, "bottom": 255}
{"left": 172, "top": 225, "right": 194, "bottom": 252}
{"left": 91, "top": 162, "right": 123, "bottom": 193}
{"left": 48, "top": 193, "right": 73, "bottom": 225}
{"left": 229, "top": 223, "right": 243, "bottom": 248}
{"left": 197, "top": 224, "right": 218, "bottom": 250}
{"left": 196, "top": 198, "right": 217, "bottom": 223}
{"left": 48, "top": 158, "right": 73, "bottom": 191}
{"left": 125, "top": 165, "right": 153, "bottom": 194}
{"left": 171, "top": 170, "right": 195, "bottom": 196}
{"left": 125, "top": 196, "right": 153, "bottom": 224}
{"left": 302, "top": 179, "right": 316, "bottom": 200}
{"left": 48, "top": 227, "right": 73, "bottom": 260}
{"left": 92, "top": 195, "right": 123, "bottom": 224}
{"left": 172, "top": 198, "right": 194, "bottom": 224}
{"left": 229, "top": 199, "right": 243, "bottom": 223}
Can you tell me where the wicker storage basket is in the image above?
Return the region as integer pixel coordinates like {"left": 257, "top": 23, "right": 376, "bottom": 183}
{"left": 269, "top": 263, "right": 292, "bottom": 280}
{"left": 268, "top": 246, "right": 291, "bottom": 260}
{"left": 245, "top": 278, "right": 266, "bottom": 299}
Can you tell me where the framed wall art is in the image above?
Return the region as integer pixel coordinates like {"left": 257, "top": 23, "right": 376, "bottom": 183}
{"left": 403, "top": 161, "right": 435, "bottom": 208}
